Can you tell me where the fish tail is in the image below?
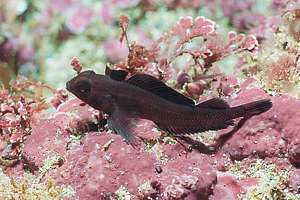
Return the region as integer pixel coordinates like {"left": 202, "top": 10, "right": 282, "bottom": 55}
{"left": 155, "top": 99, "right": 272, "bottom": 136}
{"left": 230, "top": 99, "right": 272, "bottom": 118}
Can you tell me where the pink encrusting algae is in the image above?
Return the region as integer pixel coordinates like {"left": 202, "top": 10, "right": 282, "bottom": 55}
{"left": 1, "top": 1, "right": 300, "bottom": 200}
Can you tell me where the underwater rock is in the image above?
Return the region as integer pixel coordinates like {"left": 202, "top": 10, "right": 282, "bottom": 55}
{"left": 22, "top": 98, "right": 217, "bottom": 199}
{"left": 289, "top": 169, "right": 300, "bottom": 193}
{"left": 23, "top": 98, "right": 99, "bottom": 167}
{"left": 22, "top": 119, "right": 69, "bottom": 168}
{"left": 19, "top": 87, "right": 300, "bottom": 199}
{"left": 25, "top": 129, "right": 217, "bottom": 199}
{"left": 222, "top": 89, "right": 300, "bottom": 164}
{"left": 210, "top": 174, "right": 245, "bottom": 200}
{"left": 288, "top": 141, "right": 300, "bottom": 167}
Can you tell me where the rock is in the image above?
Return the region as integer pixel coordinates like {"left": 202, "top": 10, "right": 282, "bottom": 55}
{"left": 15, "top": 82, "right": 300, "bottom": 199}
{"left": 221, "top": 89, "right": 300, "bottom": 162}
{"left": 288, "top": 141, "right": 300, "bottom": 167}
{"left": 22, "top": 96, "right": 218, "bottom": 199}
{"left": 288, "top": 169, "right": 300, "bottom": 193}
{"left": 209, "top": 173, "right": 258, "bottom": 200}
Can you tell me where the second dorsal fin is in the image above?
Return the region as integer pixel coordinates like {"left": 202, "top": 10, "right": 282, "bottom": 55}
{"left": 105, "top": 66, "right": 128, "bottom": 81}
{"left": 126, "top": 74, "right": 195, "bottom": 107}
{"left": 196, "top": 98, "right": 230, "bottom": 109}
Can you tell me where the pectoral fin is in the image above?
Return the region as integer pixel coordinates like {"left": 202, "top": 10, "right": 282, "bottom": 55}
{"left": 107, "top": 108, "right": 140, "bottom": 147}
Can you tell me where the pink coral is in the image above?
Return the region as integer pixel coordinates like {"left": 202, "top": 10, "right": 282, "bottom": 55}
{"left": 289, "top": 169, "right": 300, "bottom": 193}
{"left": 172, "top": 16, "right": 215, "bottom": 43}
{"left": 241, "top": 34, "right": 259, "bottom": 51}
{"left": 0, "top": 38, "right": 18, "bottom": 63}
{"left": 3, "top": 5, "right": 300, "bottom": 199}
{"left": 99, "top": 2, "right": 114, "bottom": 24}
{"left": 172, "top": 16, "right": 194, "bottom": 38}
{"left": 70, "top": 56, "right": 82, "bottom": 74}
{"left": 221, "top": 88, "right": 299, "bottom": 162}
{"left": 176, "top": 71, "right": 190, "bottom": 86}
{"left": 103, "top": 39, "right": 129, "bottom": 63}
{"left": 20, "top": 98, "right": 220, "bottom": 199}
{"left": 220, "top": 0, "right": 265, "bottom": 32}
{"left": 220, "top": 0, "right": 252, "bottom": 18}
{"left": 289, "top": 141, "right": 300, "bottom": 166}
{"left": 67, "top": 6, "right": 94, "bottom": 33}
{"left": 192, "top": 16, "right": 216, "bottom": 37}
{"left": 20, "top": 79, "right": 300, "bottom": 198}
{"left": 3, "top": 73, "right": 299, "bottom": 199}
{"left": 272, "top": 0, "right": 290, "bottom": 10}
{"left": 112, "top": 0, "right": 140, "bottom": 7}
{"left": 227, "top": 32, "right": 259, "bottom": 53}
{"left": 163, "top": 175, "right": 198, "bottom": 199}
{"left": 49, "top": 0, "right": 73, "bottom": 12}
{"left": 165, "top": 0, "right": 202, "bottom": 9}
{"left": 186, "top": 82, "right": 205, "bottom": 98}
{"left": 0, "top": 95, "right": 34, "bottom": 163}
{"left": 210, "top": 174, "right": 245, "bottom": 200}
{"left": 264, "top": 54, "right": 297, "bottom": 91}
{"left": 50, "top": 89, "right": 68, "bottom": 108}
{"left": 0, "top": 89, "right": 9, "bottom": 101}
{"left": 17, "top": 45, "right": 35, "bottom": 64}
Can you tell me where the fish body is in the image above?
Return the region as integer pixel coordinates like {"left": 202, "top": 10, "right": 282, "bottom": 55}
{"left": 66, "top": 68, "right": 272, "bottom": 145}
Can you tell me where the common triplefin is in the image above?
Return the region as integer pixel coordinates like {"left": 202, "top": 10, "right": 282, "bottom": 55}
{"left": 66, "top": 67, "right": 272, "bottom": 145}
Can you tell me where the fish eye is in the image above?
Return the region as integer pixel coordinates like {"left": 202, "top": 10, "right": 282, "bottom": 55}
{"left": 75, "top": 81, "right": 91, "bottom": 94}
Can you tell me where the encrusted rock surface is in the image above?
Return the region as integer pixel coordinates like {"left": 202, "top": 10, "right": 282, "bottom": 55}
{"left": 17, "top": 85, "right": 300, "bottom": 199}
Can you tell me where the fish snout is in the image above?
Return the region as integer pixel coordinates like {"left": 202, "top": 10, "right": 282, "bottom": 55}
{"left": 66, "top": 80, "right": 72, "bottom": 91}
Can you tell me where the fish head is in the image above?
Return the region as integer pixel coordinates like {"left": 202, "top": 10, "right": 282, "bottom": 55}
{"left": 66, "top": 70, "right": 113, "bottom": 111}
{"left": 66, "top": 70, "right": 96, "bottom": 102}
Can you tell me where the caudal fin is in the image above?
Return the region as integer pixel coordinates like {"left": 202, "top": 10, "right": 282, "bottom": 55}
{"left": 231, "top": 99, "right": 272, "bottom": 118}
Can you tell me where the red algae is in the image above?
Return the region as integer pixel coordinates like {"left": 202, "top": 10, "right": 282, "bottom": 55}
{"left": 17, "top": 86, "right": 299, "bottom": 199}
{"left": 21, "top": 97, "right": 217, "bottom": 199}
{"left": 289, "top": 169, "right": 300, "bottom": 193}
{"left": 2, "top": 2, "right": 300, "bottom": 199}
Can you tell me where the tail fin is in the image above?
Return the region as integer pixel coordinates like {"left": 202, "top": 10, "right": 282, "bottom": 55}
{"left": 230, "top": 99, "right": 272, "bottom": 118}
{"left": 155, "top": 99, "right": 272, "bottom": 136}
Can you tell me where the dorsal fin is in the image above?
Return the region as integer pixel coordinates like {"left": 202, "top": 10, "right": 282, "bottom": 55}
{"left": 196, "top": 98, "right": 230, "bottom": 109}
{"left": 126, "top": 74, "right": 195, "bottom": 107}
{"left": 105, "top": 66, "right": 128, "bottom": 81}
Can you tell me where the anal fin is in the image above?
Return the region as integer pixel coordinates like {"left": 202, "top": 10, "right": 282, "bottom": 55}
{"left": 156, "top": 119, "right": 234, "bottom": 136}
{"left": 155, "top": 123, "right": 205, "bottom": 135}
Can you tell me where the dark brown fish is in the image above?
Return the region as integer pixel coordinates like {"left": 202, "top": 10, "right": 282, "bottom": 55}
{"left": 66, "top": 67, "right": 272, "bottom": 145}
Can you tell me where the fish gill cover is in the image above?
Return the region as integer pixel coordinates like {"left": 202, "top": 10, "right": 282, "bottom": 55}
{"left": 0, "top": 0, "right": 300, "bottom": 199}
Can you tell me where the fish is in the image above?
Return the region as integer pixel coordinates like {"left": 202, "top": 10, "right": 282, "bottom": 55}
{"left": 66, "top": 67, "right": 272, "bottom": 146}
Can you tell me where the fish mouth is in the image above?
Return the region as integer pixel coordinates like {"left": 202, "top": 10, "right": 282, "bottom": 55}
{"left": 66, "top": 80, "right": 71, "bottom": 91}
